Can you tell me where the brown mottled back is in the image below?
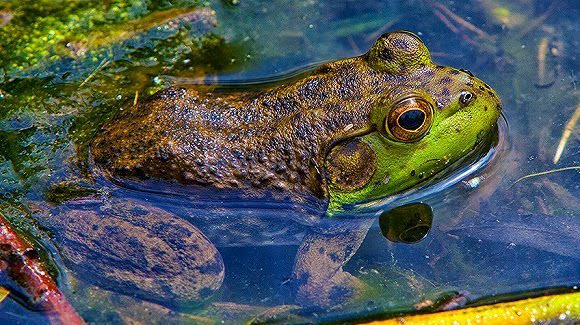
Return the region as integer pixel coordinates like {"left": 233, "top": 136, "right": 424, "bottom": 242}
{"left": 91, "top": 32, "right": 497, "bottom": 200}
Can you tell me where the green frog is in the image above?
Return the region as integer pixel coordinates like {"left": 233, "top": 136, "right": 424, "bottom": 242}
{"left": 36, "top": 31, "right": 502, "bottom": 309}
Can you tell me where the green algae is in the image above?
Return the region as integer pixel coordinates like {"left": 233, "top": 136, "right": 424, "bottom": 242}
{"left": 0, "top": 1, "right": 202, "bottom": 75}
{"left": 0, "top": 4, "right": 247, "bottom": 318}
{"left": 0, "top": 0, "right": 246, "bottom": 197}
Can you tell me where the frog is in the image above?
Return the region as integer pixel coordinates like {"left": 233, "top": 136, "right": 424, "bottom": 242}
{"left": 34, "top": 31, "right": 502, "bottom": 310}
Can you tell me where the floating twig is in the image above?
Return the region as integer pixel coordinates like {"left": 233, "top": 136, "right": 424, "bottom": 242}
{"left": 553, "top": 104, "right": 580, "bottom": 164}
{"left": 514, "top": 166, "right": 580, "bottom": 184}
{"left": 78, "top": 59, "right": 110, "bottom": 88}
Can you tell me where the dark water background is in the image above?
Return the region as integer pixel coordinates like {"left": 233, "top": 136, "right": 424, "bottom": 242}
{"left": 0, "top": 0, "right": 578, "bottom": 323}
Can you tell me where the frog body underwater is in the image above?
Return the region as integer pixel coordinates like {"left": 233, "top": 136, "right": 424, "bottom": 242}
{"left": 38, "top": 31, "right": 502, "bottom": 308}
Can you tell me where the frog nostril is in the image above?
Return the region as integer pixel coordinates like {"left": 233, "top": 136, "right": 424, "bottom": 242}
{"left": 459, "top": 91, "right": 475, "bottom": 107}
{"left": 496, "top": 103, "right": 503, "bottom": 111}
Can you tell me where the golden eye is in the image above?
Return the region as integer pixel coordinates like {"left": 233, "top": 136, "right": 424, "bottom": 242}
{"left": 385, "top": 97, "right": 434, "bottom": 142}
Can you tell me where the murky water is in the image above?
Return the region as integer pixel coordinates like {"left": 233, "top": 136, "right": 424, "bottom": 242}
{"left": 0, "top": 0, "right": 578, "bottom": 323}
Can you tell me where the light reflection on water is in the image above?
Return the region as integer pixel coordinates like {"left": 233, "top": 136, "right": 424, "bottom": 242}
{"left": 0, "top": 0, "right": 578, "bottom": 323}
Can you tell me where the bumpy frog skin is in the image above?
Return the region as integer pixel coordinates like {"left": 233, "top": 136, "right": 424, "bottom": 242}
{"left": 92, "top": 31, "right": 501, "bottom": 214}
{"left": 39, "top": 31, "right": 502, "bottom": 308}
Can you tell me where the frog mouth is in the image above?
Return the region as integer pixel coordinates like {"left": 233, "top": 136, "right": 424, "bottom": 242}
{"left": 339, "top": 119, "right": 507, "bottom": 216}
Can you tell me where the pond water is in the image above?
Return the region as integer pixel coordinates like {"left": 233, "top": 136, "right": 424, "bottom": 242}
{"left": 0, "top": 0, "right": 578, "bottom": 323}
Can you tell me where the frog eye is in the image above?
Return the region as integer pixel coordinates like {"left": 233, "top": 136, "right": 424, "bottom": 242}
{"left": 385, "top": 97, "right": 434, "bottom": 142}
{"left": 459, "top": 91, "right": 476, "bottom": 107}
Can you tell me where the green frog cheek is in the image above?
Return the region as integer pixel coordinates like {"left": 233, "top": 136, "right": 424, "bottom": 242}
{"left": 325, "top": 106, "right": 499, "bottom": 214}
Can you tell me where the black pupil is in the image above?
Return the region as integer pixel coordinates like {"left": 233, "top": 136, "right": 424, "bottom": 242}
{"left": 398, "top": 109, "right": 425, "bottom": 130}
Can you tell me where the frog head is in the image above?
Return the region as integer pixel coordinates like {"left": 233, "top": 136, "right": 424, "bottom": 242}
{"left": 325, "top": 31, "right": 502, "bottom": 213}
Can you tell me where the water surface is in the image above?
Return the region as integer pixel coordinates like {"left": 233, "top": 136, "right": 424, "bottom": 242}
{"left": 0, "top": 0, "right": 578, "bottom": 323}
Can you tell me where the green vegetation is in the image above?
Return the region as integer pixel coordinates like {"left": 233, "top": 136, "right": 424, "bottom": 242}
{"left": 0, "top": 0, "right": 245, "bottom": 198}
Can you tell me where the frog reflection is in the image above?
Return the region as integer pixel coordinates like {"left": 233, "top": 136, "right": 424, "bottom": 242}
{"left": 379, "top": 203, "right": 433, "bottom": 244}
{"left": 37, "top": 31, "right": 501, "bottom": 308}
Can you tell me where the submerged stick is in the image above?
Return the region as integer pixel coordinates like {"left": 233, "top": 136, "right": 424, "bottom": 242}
{"left": 427, "top": 2, "right": 481, "bottom": 48}
{"left": 519, "top": 0, "right": 562, "bottom": 37}
{"left": 432, "top": 9, "right": 460, "bottom": 34}
{"left": 0, "top": 214, "right": 84, "bottom": 324}
{"left": 365, "top": 17, "right": 401, "bottom": 42}
{"left": 537, "top": 37, "right": 549, "bottom": 85}
{"left": 429, "top": 1, "right": 492, "bottom": 40}
{"left": 553, "top": 104, "right": 580, "bottom": 164}
{"left": 347, "top": 35, "right": 362, "bottom": 55}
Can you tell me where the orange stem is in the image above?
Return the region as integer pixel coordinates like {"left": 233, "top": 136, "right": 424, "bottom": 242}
{"left": 0, "top": 215, "right": 85, "bottom": 324}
